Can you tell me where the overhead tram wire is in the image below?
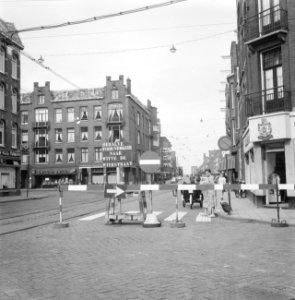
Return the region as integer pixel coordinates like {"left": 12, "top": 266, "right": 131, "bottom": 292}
{"left": 21, "top": 50, "right": 81, "bottom": 89}
{"left": 8, "top": 0, "right": 187, "bottom": 36}
{"left": 42, "top": 29, "right": 235, "bottom": 57}
{"left": 21, "top": 22, "right": 236, "bottom": 40}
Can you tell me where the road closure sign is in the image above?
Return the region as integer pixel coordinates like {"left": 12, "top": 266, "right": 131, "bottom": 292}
{"left": 139, "top": 151, "right": 161, "bottom": 173}
{"left": 218, "top": 136, "right": 232, "bottom": 151}
{"left": 102, "top": 142, "right": 133, "bottom": 168}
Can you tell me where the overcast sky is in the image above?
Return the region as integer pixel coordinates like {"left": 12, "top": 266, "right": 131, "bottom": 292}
{"left": 2, "top": 0, "right": 237, "bottom": 174}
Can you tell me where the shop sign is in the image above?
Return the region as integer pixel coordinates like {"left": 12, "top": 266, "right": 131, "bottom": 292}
{"left": 0, "top": 149, "right": 21, "bottom": 157}
{"left": 102, "top": 142, "right": 133, "bottom": 168}
{"left": 34, "top": 168, "right": 76, "bottom": 175}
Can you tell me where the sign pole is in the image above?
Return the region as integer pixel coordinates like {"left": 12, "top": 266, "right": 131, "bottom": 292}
{"left": 170, "top": 188, "right": 185, "bottom": 228}
{"left": 53, "top": 183, "right": 69, "bottom": 228}
{"left": 226, "top": 154, "right": 232, "bottom": 212}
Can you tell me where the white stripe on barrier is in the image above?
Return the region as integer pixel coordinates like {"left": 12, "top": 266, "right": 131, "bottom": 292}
{"left": 68, "top": 185, "right": 87, "bottom": 191}
{"left": 241, "top": 184, "right": 259, "bottom": 190}
{"left": 140, "top": 184, "right": 160, "bottom": 191}
{"left": 164, "top": 212, "right": 187, "bottom": 222}
{"left": 79, "top": 212, "right": 105, "bottom": 221}
{"left": 178, "top": 184, "right": 196, "bottom": 191}
{"left": 139, "top": 159, "right": 161, "bottom": 165}
{"left": 278, "top": 184, "right": 294, "bottom": 190}
{"left": 214, "top": 184, "right": 224, "bottom": 190}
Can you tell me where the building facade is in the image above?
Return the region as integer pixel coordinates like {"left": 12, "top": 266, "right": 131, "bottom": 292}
{"left": 0, "top": 19, "right": 23, "bottom": 195}
{"left": 20, "top": 76, "right": 160, "bottom": 187}
{"left": 235, "top": 0, "right": 295, "bottom": 207}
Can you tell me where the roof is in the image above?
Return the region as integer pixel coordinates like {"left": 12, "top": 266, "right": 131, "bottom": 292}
{"left": 0, "top": 19, "right": 24, "bottom": 49}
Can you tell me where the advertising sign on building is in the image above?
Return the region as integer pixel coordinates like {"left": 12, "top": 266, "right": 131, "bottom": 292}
{"left": 102, "top": 142, "right": 133, "bottom": 168}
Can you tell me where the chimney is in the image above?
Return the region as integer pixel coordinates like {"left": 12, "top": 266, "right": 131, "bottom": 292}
{"left": 126, "top": 77, "right": 131, "bottom": 94}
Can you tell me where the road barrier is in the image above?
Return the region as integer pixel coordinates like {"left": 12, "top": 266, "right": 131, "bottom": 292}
{"left": 66, "top": 182, "right": 291, "bottom": 227}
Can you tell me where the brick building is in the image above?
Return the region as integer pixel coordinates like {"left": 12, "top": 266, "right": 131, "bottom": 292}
{"left": 0, "top": 19, "right": 23, "bottom": 195}
{"left": 233, "top": 0, "right": 295, "bottom": 207}
{"left": 20, "top": 76, "right": 160, "bottom": 187}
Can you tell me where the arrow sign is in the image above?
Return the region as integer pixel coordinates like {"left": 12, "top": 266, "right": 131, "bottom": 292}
{"left": 104, "top": 184, "right": 126, "bottom": 198}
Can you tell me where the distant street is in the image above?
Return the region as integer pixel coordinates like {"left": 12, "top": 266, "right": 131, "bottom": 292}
{"left": 1, "top": 190, "right": 295, "bottom": 300}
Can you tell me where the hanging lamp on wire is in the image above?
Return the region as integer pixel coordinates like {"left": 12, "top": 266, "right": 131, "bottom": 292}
{"left": 170, "top": 45, "right": 176, "bottom": 53}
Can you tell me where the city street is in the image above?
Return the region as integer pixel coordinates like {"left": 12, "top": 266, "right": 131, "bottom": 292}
{"left": 1, "top": 190, "right": 295, "bottom": 300}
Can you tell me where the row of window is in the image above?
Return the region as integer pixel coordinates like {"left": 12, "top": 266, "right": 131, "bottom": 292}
{"left": 0, "top": 47, "right": 18, "bottom": 79}
{"left": 0, "top": 84, "right": 18, "bottom": 112}
{"left": 22, "top": 148, "right": 103, "bottom": 164}
{"left": 0, "top": 120, "right": 17, "bottom": 147}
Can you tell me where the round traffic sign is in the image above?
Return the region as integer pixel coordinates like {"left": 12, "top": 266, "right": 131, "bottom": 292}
{"left": 218, "top": 136, "right": 232, "bottom": 151}
{"left": 139, "top": 151, "right": 161, "bottom": 173}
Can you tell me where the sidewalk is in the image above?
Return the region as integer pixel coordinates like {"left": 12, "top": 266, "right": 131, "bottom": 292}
{"left": 218, "top": 192, "right": 295, "bottom": 227}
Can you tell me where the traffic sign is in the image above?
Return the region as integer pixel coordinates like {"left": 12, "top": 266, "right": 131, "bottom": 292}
{"left": 104, "top": 184, "right": 126, "bottom": 198}
{"left": 139, "top": 151, "right": 161, "bottom": 173}
{"left": 218, "top": 136, "right": 232, "bottom": 151}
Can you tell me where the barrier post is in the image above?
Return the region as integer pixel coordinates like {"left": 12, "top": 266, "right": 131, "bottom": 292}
{"left": 170, "top": 188, "right": 185, "bottom": 228}
{"left": 53, "top": 183, "right": 69, "bottom": 228}
{"left": 226, "top": 154, "right": 232, "bottom": 213}
{"left": 271, "top": 178, "right": 288, "bottom": 227}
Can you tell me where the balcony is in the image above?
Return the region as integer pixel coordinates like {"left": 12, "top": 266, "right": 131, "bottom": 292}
{"left": 32, "top": 140, "right": 50, "bottom": 150}
{"left": 33, "top": 121, "right": 50, "bottom": 129}
{"left": 244, "top": 6, "right": 288, "bottom": 47}
{"left": 245, "top": 87, "right": 291, "bottom": 118}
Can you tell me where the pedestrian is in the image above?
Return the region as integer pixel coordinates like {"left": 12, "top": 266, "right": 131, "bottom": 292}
{"left": 216, "top": 171, "right": 226, "bottom": 213}
{"left": 201, "top": 169, "right": 216, "bottom": 217}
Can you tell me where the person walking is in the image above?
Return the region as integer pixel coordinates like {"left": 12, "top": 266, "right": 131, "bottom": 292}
{"left": 201, "top": 169, "right": 216, "bottom": 217}
{"left": 216, "top": 171, "right": 226, "bottom": 213}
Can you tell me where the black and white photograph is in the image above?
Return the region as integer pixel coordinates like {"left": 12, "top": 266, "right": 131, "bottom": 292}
{"left": 1, "top": 0, "right": 295, "bottom": 299}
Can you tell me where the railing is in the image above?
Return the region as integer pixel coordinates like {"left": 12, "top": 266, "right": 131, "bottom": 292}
{"left": 32, "top": 140, "right": 50, "bottom": 149}
{"left": 33, "top": 121, "right": 50, "bottom": 128}
{"left": 245, "top": 87, "right": 291, "bottom": 117}
{"left": 245, "top": 6, "right": 288, "bottom": 41}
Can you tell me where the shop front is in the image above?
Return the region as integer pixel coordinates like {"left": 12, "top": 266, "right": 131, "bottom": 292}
{"left": 0, "top": 151, "right": 21, "bottom": 195}
{"left": 245, "top": 112, "right": 294, "bottom": 206}
{"left": 32, "top": 167, "right": 77, "bottom": 187}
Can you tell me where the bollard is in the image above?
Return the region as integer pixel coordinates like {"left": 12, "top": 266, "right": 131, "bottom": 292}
{"left": 170, "top": 188, "right": 185, "bottom": 228}
{"left": 271, "top": 177, "right": 288, "bottom": 228}
{"left": 53, "top": 183, "right": 69, "bottom": 228}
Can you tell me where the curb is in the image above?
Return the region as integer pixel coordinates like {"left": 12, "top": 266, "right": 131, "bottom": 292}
{"left": 218, "top": 212, "right": 295, "bottom": 227}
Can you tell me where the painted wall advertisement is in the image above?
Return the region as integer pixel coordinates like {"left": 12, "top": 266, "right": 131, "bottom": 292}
{"left": 102, "top": 142, "right": 133, "bottom": 168}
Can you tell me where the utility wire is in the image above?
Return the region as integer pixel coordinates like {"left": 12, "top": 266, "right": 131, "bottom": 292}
{"left": 21, "top": 50, "right": 81, "bottom": 89}
{"left": 9, "top": 0, "right": 187, "bottom": 35}
{"left": 41, "top": 30, "right": 234, "bottom": 57}
{"left": 21, "top": 22, "right": 235, "bottom": 39}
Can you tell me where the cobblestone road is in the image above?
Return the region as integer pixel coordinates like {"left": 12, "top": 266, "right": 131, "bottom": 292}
{"left": 1, "top": 192, "right": 295, "bottom": 300}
